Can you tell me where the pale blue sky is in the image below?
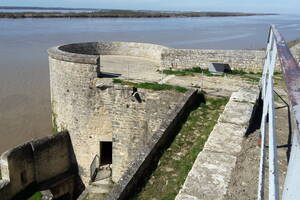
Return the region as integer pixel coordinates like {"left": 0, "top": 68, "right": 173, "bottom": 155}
{"left": 0, "top": 0, "right": 298, "bottom": 14}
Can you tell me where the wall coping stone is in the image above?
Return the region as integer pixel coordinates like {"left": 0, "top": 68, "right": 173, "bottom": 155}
{"left": 48, "top": 46, "right": 99, "bottom": 64}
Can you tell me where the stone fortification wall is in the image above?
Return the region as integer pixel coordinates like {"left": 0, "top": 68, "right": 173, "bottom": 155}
{"left": 52, "top": 41, "right": 265, "bottom": 72}
{"left": 161, "top": 48, "right": 265, "bottom": 72}
{"left": 0, "top": 132, "right": 84, "bottom": 200}
{"left": 97, "top": 42, "right": 166, "bottom": 63}
{"left": 48, "top": 45, "right": 184, "bottom": 184}
{"left": 104, "top": 85, "right": 182, "bottom": 182}
{"left": 48, "top": 47, "right": 103, "bottom": 184}
{"left": 106, "top": 89, "right": 199, "bottom": 200}
{"left": 48, "top": 41, "right": 265, "bottom": 185}
{"left": 96, "top": 42, "right": 265, "bottom": 72}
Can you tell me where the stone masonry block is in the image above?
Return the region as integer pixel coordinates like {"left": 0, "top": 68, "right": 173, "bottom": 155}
{"left": 230, "top": 86, "right": 259, "bottom": 104}
{"left": 218, "top": 101, "right": 254, "bottom": 126}
{"left": 204, "top": 123, "right": 246, "bottom": 156}
{"left": 176, "top": 151, "right": 236, "bottom": 200}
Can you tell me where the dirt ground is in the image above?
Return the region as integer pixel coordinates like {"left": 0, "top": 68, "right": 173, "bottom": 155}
{"left": 225, "top": 87, "right": 289, "bottom": 199}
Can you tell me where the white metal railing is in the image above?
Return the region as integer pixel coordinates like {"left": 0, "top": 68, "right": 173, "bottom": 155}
{"left": 258, "top": 26, "right": 279, "bottom": 200}
{"left": 258, "top": 25, "right": 300, "bottom": 200}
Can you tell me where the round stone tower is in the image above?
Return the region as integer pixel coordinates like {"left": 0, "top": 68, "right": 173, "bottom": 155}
{"left": 48, "top": 43, "right": 112, "bottom": 184}
{"left": 48, "top": 42, "right": 182, "bottom": 184}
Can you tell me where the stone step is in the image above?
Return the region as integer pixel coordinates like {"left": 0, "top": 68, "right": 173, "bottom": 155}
{"left": 88, "top": 184, "right": 112, "bottom": 194}
{"left": 87, "top": 192, "right": 107, "bottom": 200}
{"left": 89, "top": 177, "right": 113, "bottom": 194}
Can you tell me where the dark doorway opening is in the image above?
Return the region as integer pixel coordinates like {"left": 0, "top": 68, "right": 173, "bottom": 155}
{"left": 100, "top": 141, "right": 112, "bottom": 166}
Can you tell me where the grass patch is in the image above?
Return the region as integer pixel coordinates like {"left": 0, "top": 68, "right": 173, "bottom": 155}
{"left": 159, "top": 67, "right": 212, "bottom": 76}
{"left": 243, "top": 74, "right": 261, "bottom": 83}
{"left": 27, "top": 192, "right": 42, "bottom": 200}
{"left": 160, "top": 67, "right": 264, "bottom": 78}
{"left": 112, "top": 79, "right": 188, "bottom": 93}
{"left": 131, "top": 96, "right": 228, "bottom": 200}
{"left": 274, "top": 71, "right": 282, "bottom": 75}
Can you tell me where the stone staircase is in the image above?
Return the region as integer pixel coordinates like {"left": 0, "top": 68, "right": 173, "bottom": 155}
{"left": 84, "top": 164, "right": 113, "bottom": 200}
{"left": 85, "top": 178, "right": 114, "bottom": 200}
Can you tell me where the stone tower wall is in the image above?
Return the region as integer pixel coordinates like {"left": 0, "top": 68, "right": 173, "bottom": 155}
{"left": 48, "top": 47, "right": 105, "bottom": 184}
{"left": 48, "top": 44, "right": 183, "bottom": 184}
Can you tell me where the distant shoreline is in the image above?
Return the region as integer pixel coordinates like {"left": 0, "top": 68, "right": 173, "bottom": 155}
{"left": 0, "top": 9, "right": 277, "bottom": 19}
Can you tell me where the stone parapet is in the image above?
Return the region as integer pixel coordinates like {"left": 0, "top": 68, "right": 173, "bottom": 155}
{"left": 175, "top": 86, "right": 260, "bottom": 200}
{"left": 49, "top": 41, "right": 265, "bottom": 73}
{"left": 0, "top": 132, "right": 84, "bottom": 200}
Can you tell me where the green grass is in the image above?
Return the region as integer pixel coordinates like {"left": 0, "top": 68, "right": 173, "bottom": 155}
{"left": 159, "top": 67, "right": 266, "bottom": 84}
{"left": 159, "top": 67, "right": 212, "bottom": 76}
{"left": 243, "top": 74, "right": 261, "bottom": 82}
{"left": 131, "top": 96, "right": 228, "bottom": 200}
{"left": 28, "top": 192, "right": 41, "bottom": 200}
{"left": 112, "top": 79, "right": 188, "bottom": 93}
{"left": 159, "top": 67, "right": 265, "bottom": 78}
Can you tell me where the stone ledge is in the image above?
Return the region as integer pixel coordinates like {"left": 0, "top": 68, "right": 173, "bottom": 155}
{"left": 48, "top": 46, "right": 99, "bottom": 64}
{"left": 204, "top": 123, "right": 247, "bottom": 156}
{"left": 176, "top": 151, "right": 236, "bottom": 200}
{"left": 218, "top": 100, "right": 254, "bottom": 126}
{"left": 230, "top": 86, "right": 260, "bottom": 104}
{"left": 175, "top": 87, "right": 260, "bottom": 200}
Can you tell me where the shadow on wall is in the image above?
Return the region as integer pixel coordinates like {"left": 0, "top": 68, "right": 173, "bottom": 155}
{"left": 0, "top": 131, "right": 84, "bottom": 200}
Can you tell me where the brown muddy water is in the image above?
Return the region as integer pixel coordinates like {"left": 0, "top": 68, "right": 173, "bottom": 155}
{"left": 1, "top": 15, "right": 300, "bottom": 153}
